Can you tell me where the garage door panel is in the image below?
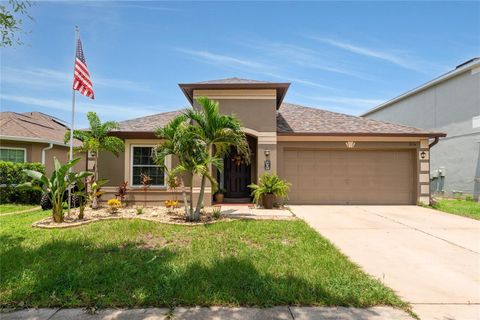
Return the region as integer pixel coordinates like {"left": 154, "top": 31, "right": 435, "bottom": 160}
{"left": 284, "top": 149, "right": 415, "bottom": 205}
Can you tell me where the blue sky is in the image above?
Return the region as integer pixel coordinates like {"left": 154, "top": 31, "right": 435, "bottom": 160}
{"left": 1, "top": 1, "right": 479, "bottom": 128}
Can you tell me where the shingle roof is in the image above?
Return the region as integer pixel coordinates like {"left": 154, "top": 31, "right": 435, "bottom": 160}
{"left": 114, "top": 110, "right": 185, "bottom": 132}
{"left": 0, "top": 111, "right": 82, "bottom": 146}
{"left": 112, "top": 103, "right": 444, "bottom": 137}
{"left": 192, "top": 77, "right": 273, "bottom": 84}
{"left": 277, "top": 103, "right": 444, "bottom": 136}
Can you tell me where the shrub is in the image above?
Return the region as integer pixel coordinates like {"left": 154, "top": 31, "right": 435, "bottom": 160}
{"left": 107, "top": 198, "right": 121, "bottom": 214}
{"left": 248, "top": 173, "right": 291, "bottom": 205}
{"left": 465, "top": 194, "right": 474, "bottom": 202}
{"left": 212, "top": 207, "right": 221, "bottom": 220}
{"left": 0, "top": 161, "right": 45, "bottom": 204}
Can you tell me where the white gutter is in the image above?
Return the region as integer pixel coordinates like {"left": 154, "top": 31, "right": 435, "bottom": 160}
{"left": 41, "top": 143, "right": 54, "bottom": 165}
{"left": 0, "top": 135, "right": 68, "bottom": 147}
{"left": 362, "top": 58, "right": 480, "bottom": 116}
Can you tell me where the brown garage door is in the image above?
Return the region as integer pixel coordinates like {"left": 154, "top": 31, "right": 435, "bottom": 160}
{"left": 284, "top": 149, "right": 416, "bottom": 205}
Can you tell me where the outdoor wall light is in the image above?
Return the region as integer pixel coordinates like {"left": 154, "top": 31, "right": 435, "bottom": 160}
{"left": 264, "top": 150, "right": 270, "bottom": 157}
{"left": 420, "top": 151, "right": 427, "bottom": 159}
{"left": 345, "top": 141, "right": 356, "bottom": 148}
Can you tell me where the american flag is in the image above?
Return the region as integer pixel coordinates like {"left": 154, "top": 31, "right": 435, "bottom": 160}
{"left": 73, "top": 38, "right": 94, "bottom": 99}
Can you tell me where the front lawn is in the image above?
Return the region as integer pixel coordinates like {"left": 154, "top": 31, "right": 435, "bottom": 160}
{"left": 0, "top": 204, "right": 38, "bottom": 215}
{"left": 0, "top": 210, "right": 407, "bottom": 310}
{"left": 432, "top": 198, "right": 480, "bottom": 220}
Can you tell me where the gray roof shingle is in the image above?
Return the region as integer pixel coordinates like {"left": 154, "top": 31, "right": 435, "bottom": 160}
{"left": 113, "top": 103, "right": 444, "bottom": 137}
{"left": 114, "top": 110, "right": 184, "bottom": 132}
{"left": 0, "top": 111, "right": 82, "bottom": 145}
{"left": 277, "top": 103, "right": 443, "bottom": 136}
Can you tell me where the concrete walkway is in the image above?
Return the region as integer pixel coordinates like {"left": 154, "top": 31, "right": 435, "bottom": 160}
{"left": 0, "top": 306, "right": 414, "bottom": 319}
{"left": 291, "top": 205, "right": 480, "bottom": 320}
{"left": 220, "top": 205, "right": 294, "bottom": 220}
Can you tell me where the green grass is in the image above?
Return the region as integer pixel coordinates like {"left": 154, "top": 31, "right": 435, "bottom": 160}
{"left": 432, "top": 199, "right": 480, "bottom": 220}
{"left": 0, "top": 210, "right": 408, "bottom": 310}
{"left": 0, "top": 204, "right": 38, "bottom": 215}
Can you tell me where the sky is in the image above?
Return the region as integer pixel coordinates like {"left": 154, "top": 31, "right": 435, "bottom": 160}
{"left": 1, "top": 1, "right": 479, "bottom": 129}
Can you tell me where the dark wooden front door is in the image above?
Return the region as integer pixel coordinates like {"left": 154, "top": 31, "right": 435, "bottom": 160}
{"left": 224, "top": 153, "right": 251, "bottom": 198}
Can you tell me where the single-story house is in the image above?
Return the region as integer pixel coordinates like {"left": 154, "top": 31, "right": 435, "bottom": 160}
{"left": 0, "top": 111, "right": 86, "bottom": 174}
{"left": 97, "top": 78, "right": 445, "bottom": 206}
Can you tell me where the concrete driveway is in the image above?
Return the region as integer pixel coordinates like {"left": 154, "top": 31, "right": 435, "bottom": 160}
{"left": 291, "top": 205, "right": 480, "bottom": 320}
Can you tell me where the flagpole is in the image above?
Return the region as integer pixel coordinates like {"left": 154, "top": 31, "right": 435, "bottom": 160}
{"left": 68, "top": 26, "right": 80, "bottom": 215}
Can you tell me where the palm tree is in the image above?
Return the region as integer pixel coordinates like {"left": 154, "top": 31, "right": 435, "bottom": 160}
{"left": 155, "top": 114, "right": 222, "bottom": 220}
{"left": 65, "top": 112, "right": 124, "bottom": 208}
{"left": 185, "top": 97, "right": 249, "bottom": 218}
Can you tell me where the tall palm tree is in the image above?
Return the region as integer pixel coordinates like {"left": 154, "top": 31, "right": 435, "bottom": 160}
{"left": 155, "top": 114, "right": 221, "bottom": 220}
{"left": 185, "top": 97, "right": 249, "bottom": 218}
{"left": 65, "top": 112, "right": 124, "bottom": 208}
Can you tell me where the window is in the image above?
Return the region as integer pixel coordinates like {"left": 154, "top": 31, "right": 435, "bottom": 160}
{"left": 131, "top": 146, "right": 164, "bottom": 186}
{"left": 0, "top": 148, "right": 26, "bottom": 163}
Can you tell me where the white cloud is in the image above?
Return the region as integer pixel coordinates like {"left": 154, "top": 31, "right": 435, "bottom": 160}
{"left": 175, "top": 48, "right": 267, "bottom": 69}
{"left": 306, "top": 96, "right": 385, "bottom": 108}
{"left": 175, "top": 48, "right": 333, "bottom": 89}
{"left": 238, "top": 40, "right": 370, "bottom": 79}
{"left": 0, "top": 93, "right": 169, "bottom": 120}
{"left": 312, "top": 37, "right": 421, "bottom": 71}
{"left": 2, "top": 67, "right": 153, "bottom": 92}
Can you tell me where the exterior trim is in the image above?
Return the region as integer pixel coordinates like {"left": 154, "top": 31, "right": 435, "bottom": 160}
{"left": 277, "top": 132, "right": 446, "bottom": 138}
{"left": 130, "top": 144, "right": 166, "bottom": 188}
{"left": 124, "top": 139, "right": 164, "bottom": 189}
{"left": 179, "top": 82, "right": 290, "bottom": 109}
{"left": 0, "top": 146, "right": 27, "bottom": 162}
{"left": 278, "top": 135, "right": 431, "bottom": 142}
{"left": 361, "top": 58, "right": 480, "bottom": 116}
{"left": 0, "top": 135, "right": 69, "bottom": 146}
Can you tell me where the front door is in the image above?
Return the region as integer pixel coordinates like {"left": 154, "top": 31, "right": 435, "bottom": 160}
{"left": 224, "top": 151, "right": 251, "bottom": 198}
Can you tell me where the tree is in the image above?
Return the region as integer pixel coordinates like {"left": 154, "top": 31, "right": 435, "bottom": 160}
{"left": 0, "top": 0, "right": 33, "bottom": 47}
{"left": 65, "top": 112, "right": 124, "bottom": 208}
{"left": 155, "top": 97, "right": 249, "bottom": 221}
{"left": 185, "top": 97, "right": 249, "bottom": 218}
{"left": 155, "top": 114, "right": 219, "bottom": 220}
{"left": 20, "top": 157, "right": 92, "bottom": 223}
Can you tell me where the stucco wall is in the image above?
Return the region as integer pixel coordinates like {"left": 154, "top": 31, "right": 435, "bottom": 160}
{"left": 366, "top": 68, "right": 480, "bottom": 197}
{"left": 192, "top": 89, "right": 277, "bottom": 132}
{"left": 97, "top": 150, "right": 125, "bottom": 187}
{"left": 0, "top": 140, "right": 87, "bottom": 175}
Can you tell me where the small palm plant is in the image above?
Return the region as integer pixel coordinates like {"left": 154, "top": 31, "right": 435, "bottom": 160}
{"left": 65, "top": 112, "right": 124, "bottom": 208}
{"left": 20, "top": 157, "right": 92, "bottom": 222}
{"left": 248, "top": 173, "right": 291, "bottom": 209}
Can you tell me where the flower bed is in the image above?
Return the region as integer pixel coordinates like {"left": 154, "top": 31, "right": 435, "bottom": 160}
{"left": 32, "top": 205, "right": 225, "bottom": 229}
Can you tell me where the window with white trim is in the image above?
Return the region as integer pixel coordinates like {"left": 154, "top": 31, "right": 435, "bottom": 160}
{"left": 131, "top": 146, "right": 164, "bottom": 186}
{"left": 0, "top": 148, "right": 26, "bottom": 163}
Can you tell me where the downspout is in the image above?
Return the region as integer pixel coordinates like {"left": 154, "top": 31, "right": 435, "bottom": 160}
{"left": 429, "top": 137, "right": 440, "bottom": 148}
{"left": 41, "top": 143, "right": 54, "bottom": 165}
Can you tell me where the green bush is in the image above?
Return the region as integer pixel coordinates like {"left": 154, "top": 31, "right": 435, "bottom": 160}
{"left": 0, "top": 161, "right": 45, "bottom": 204}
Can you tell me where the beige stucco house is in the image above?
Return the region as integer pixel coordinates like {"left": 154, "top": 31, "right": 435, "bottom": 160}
{"left": 0, "top": 111, "right": 86, "bottom": 174}
{"left": 97, "top": 78, "right": 445, "bottom": 206}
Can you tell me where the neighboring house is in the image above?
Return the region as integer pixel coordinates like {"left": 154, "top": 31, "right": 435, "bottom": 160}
{"left": 362, "top": 58, "right": 480, "bottom": 199}
{"left": 0, "top": 111, "right": 86, "bottom": 174}
{"left": 96, "top": 77, "right": 444, "bottom": 206}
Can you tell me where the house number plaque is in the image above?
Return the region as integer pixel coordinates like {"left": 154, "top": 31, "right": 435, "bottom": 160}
{"left": 264, "top": 159, "right": 271, "bottom": 170}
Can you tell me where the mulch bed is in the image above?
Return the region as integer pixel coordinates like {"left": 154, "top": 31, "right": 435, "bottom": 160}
{"left": 32, "top": 206, "right": 227, "bottom": 229}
